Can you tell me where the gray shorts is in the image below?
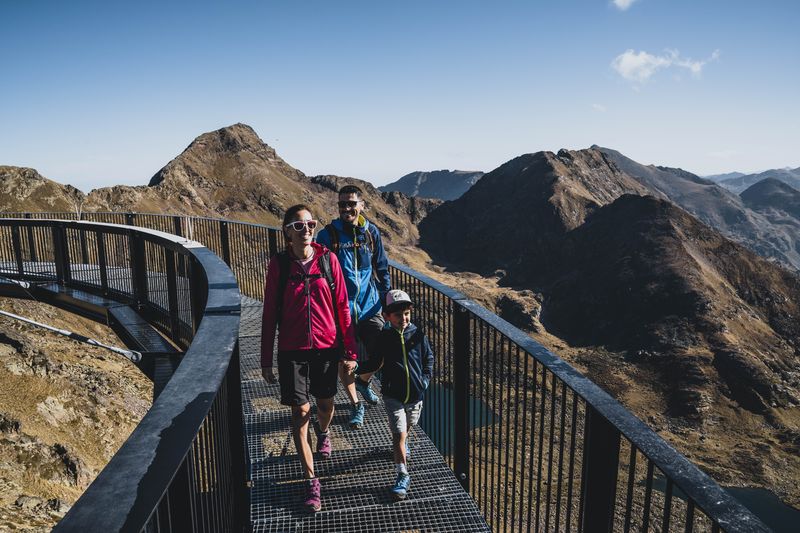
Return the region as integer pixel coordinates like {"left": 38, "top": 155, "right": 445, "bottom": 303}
{"left": 384, "top": 397, "right": 423, "bottom": 435}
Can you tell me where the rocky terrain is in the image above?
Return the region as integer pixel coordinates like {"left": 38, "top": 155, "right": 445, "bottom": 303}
{"left": 421, "top": 148, "right": 800, "bottom": 506}
{"left": 379, "top": 169, "right": 485, "bottom": 201}
{"left": 742, "top": 178, "right": 800, "bottom": 221}
{"left": 0, "top": 298, "right": 151, "bottom": 531}
{"left": 597, "top": 146, "right": 800, "bottom": 271}
{"left": 0, "top": 167, "right": 84, "bottom": 215}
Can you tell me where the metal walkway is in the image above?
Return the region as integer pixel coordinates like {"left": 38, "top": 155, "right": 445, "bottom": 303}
{"left": 239, "top": 298, "right": 490, "bottom": 533}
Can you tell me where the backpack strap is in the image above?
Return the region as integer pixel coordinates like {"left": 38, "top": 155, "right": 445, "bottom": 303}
{"left": 365, "top": 223, "right": 379, "bottom": 280}
{"left": 275, "top": 251, "right": 291, "bottom": 322}
{"left": 324, "top": 223, "right": 340, "bottom": 254}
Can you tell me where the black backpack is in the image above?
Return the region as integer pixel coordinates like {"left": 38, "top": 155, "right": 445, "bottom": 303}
{"left": 274, "top": 250, "right": 342, "bottom": 343}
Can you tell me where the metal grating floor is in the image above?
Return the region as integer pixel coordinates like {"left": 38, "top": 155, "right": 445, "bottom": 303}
{"left": 239, "top": 297, "right": 490, "bottom": 532}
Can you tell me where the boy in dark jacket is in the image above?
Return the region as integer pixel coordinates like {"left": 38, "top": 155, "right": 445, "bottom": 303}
{"left": 355, "top": 289, "right": 434, "bottom": 500}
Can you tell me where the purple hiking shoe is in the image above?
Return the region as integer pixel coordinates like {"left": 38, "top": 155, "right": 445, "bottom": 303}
{"left": 304, "top": 478, "right": 321, "bottom": 512}
{"left": 315, "top": 422, "right": 332, "bottom": 458}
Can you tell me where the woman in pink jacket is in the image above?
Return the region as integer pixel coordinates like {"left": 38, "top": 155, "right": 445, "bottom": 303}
{"left": 261, "top": 204, "right": 358, "bottom": 512}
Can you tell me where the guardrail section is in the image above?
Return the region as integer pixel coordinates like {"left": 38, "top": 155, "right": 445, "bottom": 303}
{"left": 0, "top": 218, "right": 246, "bottom": 532}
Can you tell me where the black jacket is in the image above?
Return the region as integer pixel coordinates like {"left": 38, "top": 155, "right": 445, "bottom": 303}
{"left": 357, "top": 322, "right": 433, "bottom": 404}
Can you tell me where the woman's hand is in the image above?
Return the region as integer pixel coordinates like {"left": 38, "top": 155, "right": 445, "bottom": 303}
{"left": 262, "top": 367, "right": 277, "bottom": 383}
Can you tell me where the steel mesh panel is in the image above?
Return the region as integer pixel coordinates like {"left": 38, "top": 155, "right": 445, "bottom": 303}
{"left": 253, "top": 496, "right": 490, "bottom": 533}
{"left": 239, "top": 293, "right": 489, "bottom": 532}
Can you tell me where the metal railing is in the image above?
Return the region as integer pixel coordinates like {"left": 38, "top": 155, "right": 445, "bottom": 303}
{"left": 0, "top": 217, "right": 245, "bottom": 532}
{"left": 0, "top": 212, "right": 771, "bottom": 532}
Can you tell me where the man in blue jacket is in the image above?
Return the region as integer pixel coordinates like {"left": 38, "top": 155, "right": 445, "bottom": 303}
{"left": 316, "top": 184, "right": 391, "bottom": 428}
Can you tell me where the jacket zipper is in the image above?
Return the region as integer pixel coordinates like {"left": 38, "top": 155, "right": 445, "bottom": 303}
{"left": 305, "top": 275, "right": 313, "bottom": 348}
{"left": 399, "top": 328, "right": 410, "bottom": 403}
{"left": 353, "top": 225, "right": 360, "bottom": 324}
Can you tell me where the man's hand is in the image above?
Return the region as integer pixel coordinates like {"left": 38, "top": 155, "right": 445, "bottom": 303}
{"left": 262, "top": 367, "right": 277, "bottom": 383}
{"left": 341, "top": 359, "right": 358, "bottom": 375}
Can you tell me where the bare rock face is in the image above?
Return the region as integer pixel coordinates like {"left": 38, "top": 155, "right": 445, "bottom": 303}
{"left": 495, "top": 291, "right": 543, "bottom": 333}
{"left": 420, "top": 150, "right": 800, "bottom": 506}
{"left": 0, "top": 298, "right": 152, "bottom": 530}
{"left": 598, "top": 146, "right": 800, "bottom": 271}
{"left": 0, "top": 166, "right": 85, "bottom": 213}
{"left": 84, "top": 123, "right": 312, "bottom": 223}
{"left": 380, "top": 191, "right": 442, "bottom": 225}
{"left": 420, "top": 148, "right": 649, "bottom": 281}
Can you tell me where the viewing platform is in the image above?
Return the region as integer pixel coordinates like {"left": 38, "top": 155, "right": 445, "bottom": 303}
{"left": 238, "top": 297, "right": 490, "bottom": 532}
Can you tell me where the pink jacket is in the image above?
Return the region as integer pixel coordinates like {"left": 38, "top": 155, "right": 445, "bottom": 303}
{"left": 261, "top": 243, "right": 358, "bottom": 367}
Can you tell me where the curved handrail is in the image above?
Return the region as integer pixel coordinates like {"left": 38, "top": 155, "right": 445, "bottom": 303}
{"left": 0, "top": 218, "right": 244, "bottom": 532}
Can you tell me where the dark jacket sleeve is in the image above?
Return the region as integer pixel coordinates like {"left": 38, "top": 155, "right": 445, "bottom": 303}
{"left": 370, "top": 225, "right": 391, "bottom": 303}
{"left": 422, "top": 334, "right": 434, "bottom": 388}
{"left": 260, "top": 255, "right": 281, "bottom": 368}
{"left": 329, "top": 252, "right": 358, "bottom": 360}
{"left": 356, "top": 332, "right": 385, "bottom": 374}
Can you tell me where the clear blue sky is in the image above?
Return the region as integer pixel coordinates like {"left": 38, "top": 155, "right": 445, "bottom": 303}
{"left": 1, "top": 0, "right": 798, "bottom": 191}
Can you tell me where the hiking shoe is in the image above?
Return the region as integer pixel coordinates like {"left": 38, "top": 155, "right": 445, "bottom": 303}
{"left": 315, "top": 422, "right": 332, "bottom": 458}
{"left": 391, "top": 473, "right": 411, "bottom": 500}
{"left": 304, "top": 478, "right": 321, "bottom": 512}
{"left": 349, "top": 402, "right": 365, "bottom": 429}
{"left": 355, "top": 377, "right": 379, "bottom": 405}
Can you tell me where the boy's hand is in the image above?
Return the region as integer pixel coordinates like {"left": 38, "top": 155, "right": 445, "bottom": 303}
{"left": 262, "top": 367, "right": 277, "bottom": 384}
{"left": 341, "top": 360, "right": 358, "bottom": 375}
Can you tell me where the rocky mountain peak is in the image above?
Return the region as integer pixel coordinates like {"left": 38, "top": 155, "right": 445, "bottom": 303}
{"left": 148, "top": 123, "right": 303, "bottom": 187}
{"left": 0, "top": 166, "right": 85, "bottom": 213}
{"left": 379, "top": 169, "right": 485, "bottom": 201}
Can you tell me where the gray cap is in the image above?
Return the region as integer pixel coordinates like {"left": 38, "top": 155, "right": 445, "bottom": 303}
{"left": 385, "top": 289, "right": 412, "bottom": 311}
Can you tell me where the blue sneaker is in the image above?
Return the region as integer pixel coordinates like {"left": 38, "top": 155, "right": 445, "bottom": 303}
{"left": 355, "top": 377, "right": 379, "bottom": 405}
{"left": 349, "top": 402, "right": 365, "bottom": 429}
{"left": 391, "top": 472, "right": 411, "bottom": 500}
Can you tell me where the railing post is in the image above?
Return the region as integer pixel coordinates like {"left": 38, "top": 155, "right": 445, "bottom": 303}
{"left": 11, "top": 225, "right": 24, "bottom": 276}
{"left": 453, "top": 301, "right": 471, "bottom": 489}
{"left": 173, "top": 215, "right": 183, "bottom": 237}
{"left": 227, "top": 341, "right": 250, "bottom": 529}
{"left": 128, "top": 231, "right": 148, "bottom": 307}
{"left": 164, "top": 249, "right": 181, "bottom": 342}
{"left": 52, "top": 223, "right": 71, "bottom": 284}
{"left": 96, "top": 231, "right": 109, "bottom": 295}
{"left": 78, "top": 228, "right": 90, "bottom": 265}
{"left": 24, "top": 214, "right": 38, "bottom": 263}
{"left": 220, "top": 221, "right": 231, "bottom": 266}
{"left": 268, "top": 228, "right": 278, "bottom": 256}
{"left": 189, "top": 257, "right": 206, "bottom": 333}
{"left": 580, "top": 406, "right": 621, "bottom": 532}
{"left": 125, "top": 212, "right": 136, "bottom": 227}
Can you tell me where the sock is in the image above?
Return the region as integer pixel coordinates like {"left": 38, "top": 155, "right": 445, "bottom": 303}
{"left": 396, "top": 462, "right": 408, "bottom": 476}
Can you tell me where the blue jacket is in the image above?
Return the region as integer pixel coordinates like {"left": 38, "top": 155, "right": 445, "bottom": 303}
{"left": 357, "top": 323, "right": 434, "bottom": 404}
{"left": 316, "top": 216, "right": 390, "bottom": 323}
